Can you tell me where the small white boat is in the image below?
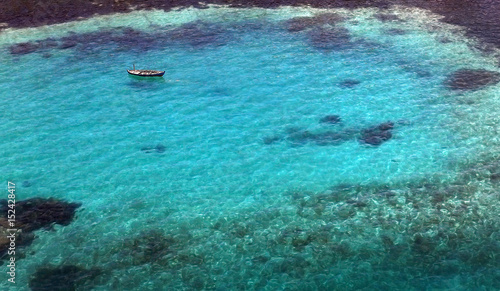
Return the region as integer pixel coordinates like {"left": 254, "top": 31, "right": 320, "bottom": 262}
{"left": 127, "top": 64, "right": 165, "bottom": 77}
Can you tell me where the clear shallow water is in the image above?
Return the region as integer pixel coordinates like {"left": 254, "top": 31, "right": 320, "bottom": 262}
{"left": 1, "top": 6, "right": 500, "bottom": 290}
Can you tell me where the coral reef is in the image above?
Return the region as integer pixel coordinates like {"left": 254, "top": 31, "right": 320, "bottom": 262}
{"left": 284, "top": 13, "right": 354, "bottom": 52}
{"left": 286, "top": 128, "right": 357, "bottom": 146}
{"left": 8, "top": 23, "right": 232, "bottom": 57}
{"left": 0, "top": 198, "right": 81, "bottom": 259}
{"left": 373, "top": 12, "right": 403, "bottom": 22}
{"left": 285, "top": 13, "right": 344, "bottom": 32}
{"left": 0, "top": 198, "right": 81, "bottom": 232}
{"left": 264, "top": 120, "right": 400, "bottom": 147}
{"left": 38, "top": 162, "right": 500, "bottom": 290}
{"left": 29, "top": 265, "right": 102, "bottom": 291}
{"left": 307, "top": 26, "right": 353, "bottom": 51}
{"left": 385, "top": 28, "right": 407, "bottom": 35}
{"left": 166, "top": 21, "right": 230, "bottom": 48}
{"left": 445, "top": 69, "right": 500, "bottom": 90}
{"left": 9, "top": 42, "right": 39, "bottom": 55}
{"left": 319, "top": 115, "right": 341, "bottom": 124}
{"left": 359, "top": 121, "right": 394, "bottom": 146}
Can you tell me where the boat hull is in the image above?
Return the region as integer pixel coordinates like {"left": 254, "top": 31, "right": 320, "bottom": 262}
{"left": 127, "top": 70, "right": 165, "bottom": 77}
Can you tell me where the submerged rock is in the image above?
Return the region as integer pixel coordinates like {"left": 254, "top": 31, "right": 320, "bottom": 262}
{"left": 359, "top": 121, "right": 394, "bottom": 146}
{"left": 155, "top": 144, "right": 166, "bottom": 153}
{"left": 29, "top": 265, "right": 102, "bottom": 291}
{"left": 141, "top": 144, "right": 166, "bottom": 153}
{"left": 9, "top": 42, "right": 39, "bottom": 55}
{"left": 7, "top": 23, "right": 229, "bottom": 56}
{"left": 38, "top": 39, "right": 59, "bottom": 49}
{"left": 374, "top": 13, "right": 402, "bottom": 22}
{"left": 285, "top": 13, "right": 344, "bottom": 32}
{"left": 275, "top": 120, "right": 400, "bottom": 147}
{"left": 9, "top": 38, "right": 68, "bottom": 55}
{"left": 56, "top": 29, "right": 157, "bottom": 55}
{"left": 286, "top": 14, "right": 369, "bottom": 53}
{"left": 308, "top": 27, "right": 352, "bottom": 51}
{"left": 263, "top": 135, "right": 283, "bottom": 145}
{"left": 412, "top": 234, "right": 437, "bottom": 255}
{"left": 377, "top": 121, "right": 394, "bottom": 131}
{"left": 59, "top": 40, "right": 77, "bottom": 49}
{"left": 0, "top": 198, "right": 80, "bottom": 259}
{"left": 445, "top": 69, "right": 500, "bottom": 90}
{"left": 319, "top": 115, "right": 341, "bottom": 124}
{"left": 0, "top": 198, "right": 81, "bottom": 232}
{"left": 287, "top": 130, "right": 315, "bottom": 146}
{"left": 114, "top": 229, "right": 205, "bottom": 269}
{"left": 339, "top": 79, "right": 361, "bottom": 88}
{"left": 126, "top": 230, "right": 177, "bottom": 265}
{"left": 286, "top": 128, "right": 356, "bottom": 146}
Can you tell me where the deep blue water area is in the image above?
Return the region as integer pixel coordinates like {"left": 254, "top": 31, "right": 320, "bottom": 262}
{"left": 1, "top": 7, "right": 499, "bottom": 290}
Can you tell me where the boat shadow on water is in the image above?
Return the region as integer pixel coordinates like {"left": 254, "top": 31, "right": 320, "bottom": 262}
{"left": 126, "top": 75, "right": 166, "bottom": 89}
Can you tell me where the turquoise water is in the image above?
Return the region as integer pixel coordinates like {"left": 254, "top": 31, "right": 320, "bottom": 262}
{"left": 1, "top": 7, "right": 500, "bottom": 290}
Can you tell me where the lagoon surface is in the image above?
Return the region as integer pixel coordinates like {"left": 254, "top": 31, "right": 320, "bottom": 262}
{"left": 1, "top": 5, "right": 500, "bottom": 290}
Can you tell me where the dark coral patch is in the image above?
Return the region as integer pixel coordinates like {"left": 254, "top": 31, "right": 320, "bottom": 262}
{"left": 319, "top": 115, "right": 341, "bottom": 124}
{"left": 141, "top": 144, "right": 166, "bottom": 153}
{"left": 374, "top": 13, "right": 402, "bottom": 22}
{"left": 285, "top": 13, "right": 344, "bottom": 32}
{"left": 377, "top": 121, "right": 394, "bottom": 131}
{"left": 359, "top": 121, "right": 394, "bottom": 146}
{"left": 166, "top": 21, "right": 230, "bottom": 48}
{"left": 65, "top": 30, "right": 126, "bottom": 54}
{"left": 59, "top": 40, "right": 77, "bottom": 49}
{"left": 75, "top": 23, "right": 230, "bottom": 51}
{"left": 437, "top": 36, "right": 453, "bottom": 44}
{"left": 126, "top": 230, "right": 177, "bottom": 265}
{"left": 412, "top": 234, "right": 437, "bottom": 255}
{"left": 285, "top": 13, "right": 354, "bottom": 52}
{"left": 339, "top": 79, "right": 361, "bottom": 88}
{"left": 385, "top": 28, "right": 407, "bottom": 35}
{"left": 307, "top": 26, "right": 352, "bottom": 51}
{"left": 8, "top": 22, "right": 230, "bottom": 57}
{"left": 490, "top": 172, "right": 500, "bottom": 181}
{"left": 9, "top": 42, "right": 39, "bottom": 55}
{"left": 114, "top": 229, "right": 204, "bottom": 269}
{"left": 286, "top": 130, "right": 315, "bottom": 146}
{"left": 9, "top": 38, "right": 70, "bottom": 55}
{"left": 286, "top": 129, "right": 357, "bottom": 146}
{"left": 286, "top": 17, "right": 315, "bottom": 32}
{"left": 0, "top": 198, "right": 80, "bottom": 260}
{"left": 38, "top": 39, "right": 59, "bottom": 49}
{"left": 445, "top": 69, "right": 500, "bottom": 90}
{"left": 29, "top": 265, "right": 102, "bottom": 291}
{"left": 0, "top": 198, "right": 81, "bottom": 232}
{"left": 275, "top": 120, "right": 400, "bottom": 147}
{"left": 412, "top": 68, "right": 432, "bottom": 78}
{"left": 263, "top": 135, "right": 283, "bottom": 145}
